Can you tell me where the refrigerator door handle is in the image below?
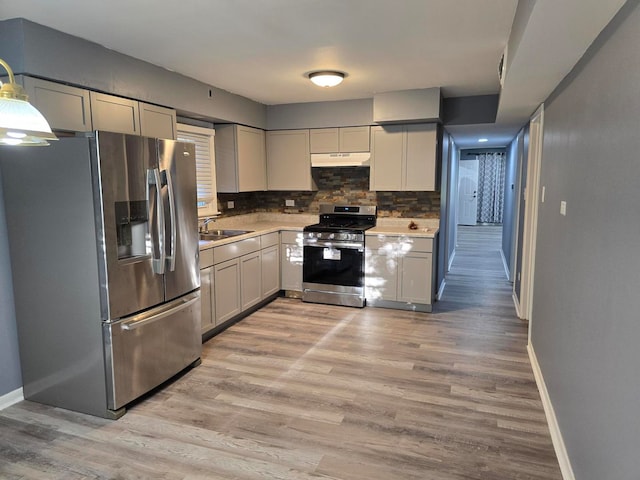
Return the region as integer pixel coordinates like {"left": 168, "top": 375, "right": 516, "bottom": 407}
{"left": 120, "top": 293, "right": 199, "bottom": 331}
{"left": 148, "top": 167, "right": 165, "bottom": 274}
{"left": 164, "top": 169, "right": 177, "bottom": 272}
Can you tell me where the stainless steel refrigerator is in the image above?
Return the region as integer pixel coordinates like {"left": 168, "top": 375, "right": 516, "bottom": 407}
{"left": 0, "top": 131, "right": 201, "bottom": 419}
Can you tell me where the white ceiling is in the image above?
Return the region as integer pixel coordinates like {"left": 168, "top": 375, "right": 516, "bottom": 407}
{"left": 0, "top": 0, "right": 628, "bottom": 148}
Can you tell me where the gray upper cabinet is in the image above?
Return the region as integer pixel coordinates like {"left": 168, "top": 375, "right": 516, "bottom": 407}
{"left": 21, "top": 76, "right": 92, "bottom": 132}
{"left": 90, "top": 92, "right": 140, "bottom": 135}
{"left": 309, "top": 126, "right": 370, "bottom": 153}
{"left": 139, "top": 103, "right": 177, "bottom": 140}
{"left": 215, "top": 124, "right": 267, "bottom": 193}
{"left": 266, "top": 129, "right": 315, "bottom": 191}
{"left": 370, "top": 123, "right": 439, "bottom": 191}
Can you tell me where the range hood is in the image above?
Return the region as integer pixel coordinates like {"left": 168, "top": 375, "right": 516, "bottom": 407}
{"left": 311, "top": 152, "right": 371, "bottom": 167}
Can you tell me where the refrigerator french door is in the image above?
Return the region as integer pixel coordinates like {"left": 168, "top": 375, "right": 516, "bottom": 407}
{"left": 0, "top": 131, "right": 201, "bottom": 419}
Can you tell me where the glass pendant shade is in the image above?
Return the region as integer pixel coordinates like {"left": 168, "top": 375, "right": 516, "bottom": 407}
{"left": 309, "top": 71, "right": 345, "bottom": 88}
{"left": 0, "top": 58, "right": 57, "bottom": 146}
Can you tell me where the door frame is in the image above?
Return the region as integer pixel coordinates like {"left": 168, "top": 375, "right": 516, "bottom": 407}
{"left": 520, "top": 104, "right": 544, "bottom": 340}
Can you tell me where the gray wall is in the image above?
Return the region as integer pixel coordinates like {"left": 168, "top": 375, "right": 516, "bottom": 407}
{"left": 0, "top": 165, "right": 22, "bottom": 397}
{"left": 531, "top": 2, "right": 640, "bottom": 479}
{"left": 267, "top": 99, "right": 373, "bottom": 130}
{"left": 0, "top": 18, "right": 267, "bottom": 128}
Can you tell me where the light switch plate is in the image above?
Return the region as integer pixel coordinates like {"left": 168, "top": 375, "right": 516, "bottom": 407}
{"left": 560, "top": 200, "right": 567, "bottom": 216}
{"left": 541, "top": 186, "right": 546, "bottom": 203}
{"left": 285, "top": 199, "right": 295, "bottom": 207}
{"left": 227, "top": 201, "right": 235, "bottom": 209}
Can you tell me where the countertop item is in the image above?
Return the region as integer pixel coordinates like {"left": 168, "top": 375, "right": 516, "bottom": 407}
{"left": 198, "top": 213, "right": 440, "bottom": 249}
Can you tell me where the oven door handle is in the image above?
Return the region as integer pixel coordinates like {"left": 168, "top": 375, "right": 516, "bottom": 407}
{"left": 304, "top": 240, "right": 364, "bottom": 250}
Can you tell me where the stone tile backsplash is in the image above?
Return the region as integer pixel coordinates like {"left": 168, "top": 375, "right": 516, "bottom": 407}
{"left": 216, "top": 167, "right": 440, "bottom": 218}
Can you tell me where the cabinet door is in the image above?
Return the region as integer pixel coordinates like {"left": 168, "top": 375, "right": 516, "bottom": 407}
{"left": 200, "top": 266, "right": 215, "bottom": 334}
{"left": 281, "top": 241, "right": 303, "bottom": 291}
{"left": 140, "top": 103, "right": 177, "bottom": 139}
{"left": 261, "top": 245, "right": 280, "bottom": 297}
{"left": 90, "top": 92, "right": 140, "bottom": 135}
{"left": 405, "top": 124, "right": 437, "bottom": 191}
{"left": 365, "top": 249, "right": 398, "bottom": 301}
{"left": 240, "top": 251, "right": 262, "bottom": 311}
{"left": 370, "top": 125, "right": 404, "bottom": 191}
{"left": 309, "top": 128, "right": 339, "bottom": 153}
{"left": 398, "top": 252, "right": 432, "bottom": 304}
{"left": 237, "top": 125, "right": 267, "bottom": 191}
{"left": 22, "top": 77, "right": 92, "bottom": 132}
{"left": 266, "top": 130, "right": 314, "bottom": 190}
{"left": 339, "top": 126, "right": 370, "bottom": 152}
{"left": 214, "top": 258, "right": 241, "bottom": 324}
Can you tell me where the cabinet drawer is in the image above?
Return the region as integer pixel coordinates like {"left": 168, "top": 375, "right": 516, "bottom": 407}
{"left": 199, "top": 248, "right": 214, "bottom": 269}
{"left": 409, "top": 237, "right": 433, "bottom": 253}
{"left": 260, "top": 231, "right": 279, "bottom": 249}
{"left": 214, "top": 237, "right": 260, "bottom": 264}
{"left": 367, "top": 234, "right": 432, "bottom": 253}
{"left": 366, "top": 235, "right": 398, "bottom": 250}
{"left": 281, "top": 230, "right": 303, "bottom": 245}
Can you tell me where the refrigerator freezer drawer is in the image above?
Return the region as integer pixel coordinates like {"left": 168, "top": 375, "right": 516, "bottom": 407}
{"left": 104, "top": 291, "right": 201, "bottom": 411}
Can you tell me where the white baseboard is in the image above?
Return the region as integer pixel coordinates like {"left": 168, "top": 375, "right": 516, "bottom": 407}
{"left": 437, "top": 280, "right": 446, "bottom": 301}
{"left": 512, "top": 292, "right": 522, "bottom": 318}
{"left": 448, "top": 249, "right": 456, "bottom": 271}
{"left": 499, "top": 249, "right": 510, "bottom": 279}
{"left": 528, "top": 344, "right": 575, "bottom": 480}
{"left": 0, "top": 387, "right": 23, "bottom": 410}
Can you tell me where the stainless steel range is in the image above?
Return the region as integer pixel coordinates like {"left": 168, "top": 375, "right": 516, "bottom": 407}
{"left": 302, "top": 204, "right": 377, "bottom": 307}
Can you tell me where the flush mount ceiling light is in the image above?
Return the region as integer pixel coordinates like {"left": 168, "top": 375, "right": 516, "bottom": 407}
{"left": 308, "top": 71, "right": 345, "bottom": 88}
{"left": 0, "top": 58, "right": 57, "bottom": 146}
{"left": 478, "top": 138, "right": 489, "bottom": 143}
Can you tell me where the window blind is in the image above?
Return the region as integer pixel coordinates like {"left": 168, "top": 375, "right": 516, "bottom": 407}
{"left": 177, "top": 130, "right": 214, "bottom": 204}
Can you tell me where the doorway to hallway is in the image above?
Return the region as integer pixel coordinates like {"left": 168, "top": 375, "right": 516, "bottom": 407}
{"left": 438, "top": 225, "right": 511, "bottom": 310}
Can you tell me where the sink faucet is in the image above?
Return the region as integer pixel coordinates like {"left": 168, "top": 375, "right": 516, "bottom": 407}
{"left": 200, "top": 217, "right": 216, "bottom": 233}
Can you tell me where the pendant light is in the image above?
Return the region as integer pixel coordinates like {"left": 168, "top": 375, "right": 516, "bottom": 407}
{"left": 308, "top": 71, "right": 345, "bottom": 88}
{"left": 0, "top": 58, "right": 57, "bottom": 146}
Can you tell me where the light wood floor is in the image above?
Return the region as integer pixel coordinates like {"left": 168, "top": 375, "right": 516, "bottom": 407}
{"left": 0, "top": 226, "right": 562, "bottom": 479}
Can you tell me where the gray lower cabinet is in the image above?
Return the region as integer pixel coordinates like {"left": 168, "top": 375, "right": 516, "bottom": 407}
{"left": 240, "top": 251, "right": 262, "bottom": 311}
{"left": 199, "top": 248, "right": 216, "bottom": 334}
{"left": 280, "top": 230, "right": 303, "bottom": 291}
{"left": 200, "top": 266, "right": 215, "bottom": 333}
{"left": 365, "top": 234, "right": 435, "bottom": 312}
{"left": 211, "top": 233, "right": 281, "bottom": 327}
{"left": 20, "top": 76, "right": 93, "bottom": 132}
{"left": 260, "top": 232, "right": 281, "bottom": 297}
{"left": 214, "top": 258, "right": 242, "bottom": 324}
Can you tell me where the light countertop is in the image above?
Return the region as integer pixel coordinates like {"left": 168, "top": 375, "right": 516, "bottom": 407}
{"left": 198, "top": 213, "right": 440, "bottom": 250}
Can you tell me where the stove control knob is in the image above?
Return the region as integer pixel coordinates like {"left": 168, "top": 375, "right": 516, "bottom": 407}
{"left": 329, "top": 233, "right": 335, "bottom": 240}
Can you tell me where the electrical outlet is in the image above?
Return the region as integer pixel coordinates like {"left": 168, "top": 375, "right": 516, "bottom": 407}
{"left": 560, "top": 201, "right": 567, "bottom": 216}
{"left": 227, "top": 201, "right": 234, "bottom": 209}
{"left": 285, "top": 199, "right": 295, "bottom": 207}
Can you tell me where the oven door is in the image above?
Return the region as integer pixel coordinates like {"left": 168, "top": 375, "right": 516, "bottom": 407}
{"left": 302, "top": 239, "right": 366, "bottom": 307}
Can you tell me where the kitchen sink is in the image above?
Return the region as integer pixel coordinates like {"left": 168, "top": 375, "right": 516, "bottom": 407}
{"left": 199, "top": 229, "right": 254, "bottom": 241}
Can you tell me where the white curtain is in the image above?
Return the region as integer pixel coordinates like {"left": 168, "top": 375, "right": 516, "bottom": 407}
{"left": 476, "top": 152, "right": 506, "bottom": 224}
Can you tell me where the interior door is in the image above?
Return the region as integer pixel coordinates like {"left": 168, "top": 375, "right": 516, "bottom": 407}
{"left": 458, "top": 159, "right": 478, "bottom": 225}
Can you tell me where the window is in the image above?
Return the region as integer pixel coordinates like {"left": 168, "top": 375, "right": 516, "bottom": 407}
{"left": 177, "top": 123, "right": 220, "bottom": 217}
